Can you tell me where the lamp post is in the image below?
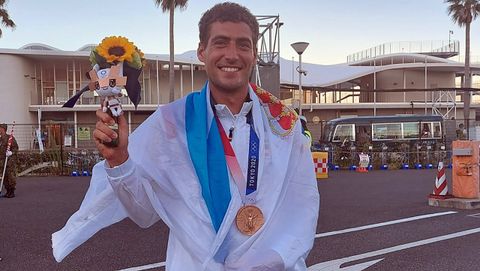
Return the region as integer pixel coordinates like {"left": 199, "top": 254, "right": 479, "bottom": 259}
{"left": 448, "top": 30, "right": 453, "bottom": 50}
{"left": 291, "top": 42, "right": 309, "bottom": 115}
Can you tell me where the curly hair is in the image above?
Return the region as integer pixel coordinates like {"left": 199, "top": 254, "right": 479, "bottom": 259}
{"left": 198, "top": 2, "right": 259, "bottom": 48}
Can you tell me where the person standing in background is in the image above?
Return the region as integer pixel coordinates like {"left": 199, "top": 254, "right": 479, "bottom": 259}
{"left": 0, "top": 123, "right": 19, "bottom": 198}
{"left": 456, "top": 123, "right": 466, "bottom": 140}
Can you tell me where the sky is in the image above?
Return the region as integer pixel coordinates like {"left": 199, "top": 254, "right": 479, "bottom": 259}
{"left": 0, "top": 0, "right": 478, "bottom": 64}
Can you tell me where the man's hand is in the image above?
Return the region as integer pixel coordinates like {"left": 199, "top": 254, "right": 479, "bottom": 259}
{"left": 93, "top": 109, "right": 129, "bottom": 167}
{"left": 5, "top": 150, "right": 12, "bottom": 157}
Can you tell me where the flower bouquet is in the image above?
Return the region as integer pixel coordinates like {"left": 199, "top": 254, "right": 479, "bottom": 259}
{"left": 63, "top": 36, "right": 144, "bottom": 147}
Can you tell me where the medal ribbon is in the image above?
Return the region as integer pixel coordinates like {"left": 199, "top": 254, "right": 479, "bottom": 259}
{"left": 214, "top": 111, "right": 260, "bottom": 205}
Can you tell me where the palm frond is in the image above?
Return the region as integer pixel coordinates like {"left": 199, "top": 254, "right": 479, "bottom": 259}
{"left": 445, "top": 0, "right": 480, "bottom": 26}
{"left": 153, "top": 0, "right": 187, "bottom": 13}
{"left": 0, "top": 8, "right": 15, "bottom": 28}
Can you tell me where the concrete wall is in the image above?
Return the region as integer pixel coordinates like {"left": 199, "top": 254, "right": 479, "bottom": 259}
{"left": 376, "top": 70, "right": 455, "bottom": 102}
{"left": 148, "top": 67, "right": 207, "bottom": 104}
{"left": 0, "top": 54, "right": 38, "bottom": 149}
{"left": 0, "top": 54, "right": 37, "bottom": 125}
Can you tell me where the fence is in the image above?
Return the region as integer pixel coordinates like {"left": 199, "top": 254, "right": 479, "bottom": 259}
{"left": 16, "top": 148, "right": 101, "bottom": 176}
{"left": 11, "top": 122, "right": 143, "bottom": 151}
{"left": 5, "top": 122, "right": 140, "bottom": 176}
{"left": 1, "top": 118, "right": 475, "bottom": 176}
{"left": 13, "top": 146, "right": 453, "bottom": 176}
{"left": 323, "top": 147, "right": 451, "bottom": 170}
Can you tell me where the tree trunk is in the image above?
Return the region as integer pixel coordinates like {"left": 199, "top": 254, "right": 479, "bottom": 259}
{"left": 168, "top": 3, "right": 175, "bottom": 102}
{"left": 463, "top": 22, "right": 471, "bottom": 139}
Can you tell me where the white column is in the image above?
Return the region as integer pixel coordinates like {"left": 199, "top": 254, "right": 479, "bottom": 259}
{"left": 74, "top": 111, "right": 78, "bottom": 148}
{"left": 191, "top": 63, "right": 194, "bottom": 92}
{"left": 299, "top": 53, "right": 303, "bottom": 115}
{"left": 403, "top": 69, "right": 406, "bottom": 102}
{"left": 180, "top": 64, "right": 184, "bottom": 98}
{"left": 424, "top": 56, "right": 428, "bottom": 114}
{"left": 53, "top": 64, "right": 56, "bottom": 104}
{"left": 40, "top": 65, "right": 44, "bottom": 105}
{"left": 373, "top": 58, "right": 377, "bottom": 116}
{"left": 128, "top": 111, "right": 132, "bottom": 134}
{"left": 156, "top": 59, "right": 160, "bottom": 105}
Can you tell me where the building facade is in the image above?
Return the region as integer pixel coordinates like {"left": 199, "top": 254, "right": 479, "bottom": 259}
{"left": 0, "top": 44, "right": 207, "bottom": 150}
{"left": 1, "top": 40, "right": 480, "bottom": 150}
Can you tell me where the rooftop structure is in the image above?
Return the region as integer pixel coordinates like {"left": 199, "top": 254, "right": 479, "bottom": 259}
{"left": 347, "top": 40, "right": 460, "bottom": 63}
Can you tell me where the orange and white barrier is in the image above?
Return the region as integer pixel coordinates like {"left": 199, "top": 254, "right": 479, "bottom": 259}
{"left": 312, "top": 152, "right": 328, "bottom": 179}
{"left": 429, "top": 162, "right": 452, "bottom": 199}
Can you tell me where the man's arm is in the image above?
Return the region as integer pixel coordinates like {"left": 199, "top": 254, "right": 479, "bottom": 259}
{"left": 93, "top": 109, "right": 159, "bottom": 228}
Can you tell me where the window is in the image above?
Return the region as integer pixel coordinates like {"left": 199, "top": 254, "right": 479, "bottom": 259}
{"left": 332, "top": 124, "right": 354, "bottom": 142}
{"left": 323, "top": 124, "right": 335, "bottom": 142}
{"left": 372, "top": 123, "right": 401, "bottom": 140}
{"left": 403, "top": 122, "right": 419, "bottom": 139}
{"left": 421, "top": 123, "right": 433, "bottom": 138}
{"left": 432, "top": 122, "right": 442, "bottom": 138}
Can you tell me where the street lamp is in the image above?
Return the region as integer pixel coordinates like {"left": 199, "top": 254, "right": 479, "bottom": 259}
{"left": 291, "top": 42, "right": 309, "bottom": 115}
{"left": 448, "top": 30, "right": 453, "bottom": 50}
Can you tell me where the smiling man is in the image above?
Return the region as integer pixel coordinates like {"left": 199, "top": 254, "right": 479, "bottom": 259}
{"left": 53, "top": 2, "right": 319, "bottom": 270}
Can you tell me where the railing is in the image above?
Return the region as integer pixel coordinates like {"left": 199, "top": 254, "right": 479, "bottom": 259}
{"left": 314, "top": 147, "right": 451, "bottom": 170}
{"left": 347, "top": 40, "right": 460, "bottom": 63}
{"left": 16, "top": 148, "right": 102, "bottom": 176}
{"left": 4, "top": 122, "right": 144, "bottom": 176}
{"left": 5, "top": 122, "right": 144, "bottom": 152}
{"left": 13, "top": 146, "right": 454, "bottom": 176}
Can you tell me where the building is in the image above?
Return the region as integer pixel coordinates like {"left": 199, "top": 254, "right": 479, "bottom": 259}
{"left": 1, "top": 40, "right": 479, "bottom": 150}
{"left": 279, "top": 40, "right": 480, "bottom": 141}
{"left": 0, "top": 44, "right": 206, "bottom": 150}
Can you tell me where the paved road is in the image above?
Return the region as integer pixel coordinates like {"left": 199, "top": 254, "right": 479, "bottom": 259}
{"left": 310, "top": 169, "right": 480, "bottom": 271}
{"left": 0, "top": 169, "right": 479, "bottom": 270}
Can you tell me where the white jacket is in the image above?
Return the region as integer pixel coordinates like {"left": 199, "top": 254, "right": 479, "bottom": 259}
{"left": 52, "top": 84, "right": 320, "bottom": 270}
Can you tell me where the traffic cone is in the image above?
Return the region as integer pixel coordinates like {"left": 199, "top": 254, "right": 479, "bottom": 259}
{"left": 428, "top": 162, "right": 452, "bottom": 199}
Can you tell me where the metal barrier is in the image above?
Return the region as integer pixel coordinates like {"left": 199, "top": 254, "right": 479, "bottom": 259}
{"left": 11, "top": 147, "right": 455, "bottom": 176}
{"left": 2, "top": 121, "right": 471, "bottom": 175}
{"left": 16, "top": 148, "right": 102, "bottom": 176}
{"left": 324, "top": 148, "right": 452, "bottom": 170}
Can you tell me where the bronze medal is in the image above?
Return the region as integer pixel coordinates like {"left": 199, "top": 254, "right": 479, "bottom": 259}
{"left": 235, "top": 205, "right": 264, "bottom": 236}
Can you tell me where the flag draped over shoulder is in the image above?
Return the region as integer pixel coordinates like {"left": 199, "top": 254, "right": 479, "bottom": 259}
{"left": 185, "top": 85, "right": 231, "bottom": 232}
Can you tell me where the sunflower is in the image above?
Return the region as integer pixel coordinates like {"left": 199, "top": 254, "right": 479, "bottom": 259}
{"left": 96, "top": 36, "right": 136, "bottom": 64}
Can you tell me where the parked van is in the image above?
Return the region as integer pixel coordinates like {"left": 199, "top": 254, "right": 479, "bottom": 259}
{"left": 319, "top": 115, "right": 445, "bottom": 151}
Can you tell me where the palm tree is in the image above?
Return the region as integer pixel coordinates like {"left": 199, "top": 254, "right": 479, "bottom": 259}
{"left": 0, "top": 0, "right": 16, "bottom": 38}
{"left": 154, "top": 0, "right": 188, "bottom": 102}
{"left": 445, "top": 0, "right": 480, "bottom": 137}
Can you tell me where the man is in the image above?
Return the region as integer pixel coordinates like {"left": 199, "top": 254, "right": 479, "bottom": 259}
{"left": 456, "top": 123, "right": 466, "bottom": 140}
{"left": 0, "top": 123, "right": 18, "bottom": 198}
{"left": 300, "top": 116, "right": 312, "bottom": 148}
{"left": 52, "top": 2, "right": 319, "bottom": 270}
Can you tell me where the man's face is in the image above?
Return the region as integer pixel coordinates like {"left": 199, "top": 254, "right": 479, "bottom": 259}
{"left": 0, "top": 128, "right": 6, "bottom": 136}
{"left": 197, "top": 21, "right": 256, "bottom": 95}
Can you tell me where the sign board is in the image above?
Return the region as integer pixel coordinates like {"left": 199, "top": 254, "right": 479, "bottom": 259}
{"left": 77, "top": 127, "right": 91, "bottom": 141}
{"left": 64, "top": 135, "right": 72, "bottom": 147}
{"left": 35, "top": 128, "right": 44, "bottom": 153}
{"left": 358, "top": 153, "right": 370, "bottom": 168}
